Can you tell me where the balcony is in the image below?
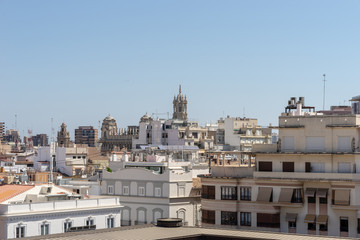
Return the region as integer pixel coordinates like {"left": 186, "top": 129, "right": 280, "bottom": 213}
{"left": 254, "top": 171, "right": 360, "bottom": 181}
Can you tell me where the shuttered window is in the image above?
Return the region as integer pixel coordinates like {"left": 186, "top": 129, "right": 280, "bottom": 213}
{"left": 338, "top": 136, "right": 351, "bottom": 152}
{"left": 257, "top": 213, "right": 280, "bottom": 228}
{"left": 202, "top": 185, "right": 215, "bottom": 199}
{"left": 282, "top": 162, "right": 294, "bottom": 172}
{"left": 259, "top": 161, "right": 272, "bottom": 172}
{"left": 306, "top": 137, "right": 325, "bottom": 152}
{"left": 202, "top": 210, "right": 215, "bottom": 224}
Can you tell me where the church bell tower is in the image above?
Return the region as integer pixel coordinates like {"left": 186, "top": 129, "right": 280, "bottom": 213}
{"left": 172, "top": 85, "right": 188, "bottom": 121}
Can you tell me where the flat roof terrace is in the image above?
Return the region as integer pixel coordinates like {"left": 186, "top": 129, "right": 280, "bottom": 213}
{"left": 22, "top": 225, "right": 345, "bottom": 240}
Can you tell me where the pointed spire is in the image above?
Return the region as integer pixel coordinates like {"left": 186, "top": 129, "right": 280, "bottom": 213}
{"left": 179, "top": 84, "right": 182, "bottom": 94}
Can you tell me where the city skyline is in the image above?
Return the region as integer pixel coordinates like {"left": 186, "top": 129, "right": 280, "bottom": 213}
{"left": 1, "top": 0, "right": 360, "bottom": 137}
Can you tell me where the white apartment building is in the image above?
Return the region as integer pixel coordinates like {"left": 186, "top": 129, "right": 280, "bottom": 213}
{"left": 200, "top": 96, "right": 360, "bottom": 238}
{"left": 220, "top": 116, "right": 272, "bottom": 151}
{"left": 0, "top": 184, "right": 122, "bottom": 239}
{"left": 35, "top": 145, "right": 88, "bottom": 177}
{"left": 101, "top": 153, "right": 206, "bottom": 227}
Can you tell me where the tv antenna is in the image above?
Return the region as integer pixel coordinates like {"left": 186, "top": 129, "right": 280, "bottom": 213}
{"left": 322, "top": 74, "right": 326, "bottom": 110}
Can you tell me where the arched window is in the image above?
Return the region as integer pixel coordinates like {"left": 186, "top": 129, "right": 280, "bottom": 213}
{"left": 152, "top": 208, "right": 164, "bottom": 223}
{"left": 177, "top": 208, "right": 186, "bottom": 225}
{"left": 122, "top": 207, "right": 131, "bottom": 226}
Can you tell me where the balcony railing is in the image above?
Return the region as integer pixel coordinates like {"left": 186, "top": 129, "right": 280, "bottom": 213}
{"left": 121, "top": 220, "right": 131, "bottom": 226}
{"left": 134, "top": 221, "right": 147, "bottom": 225}
{"left": 254, "top": 171, "right": 360, "bottom": 181}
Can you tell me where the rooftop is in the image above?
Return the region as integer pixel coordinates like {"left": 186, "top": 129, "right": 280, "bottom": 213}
{"left": 0, "top": 185, "right": 34, "bottom": 203}
{"left": 22, "top": 225, "right": 346, "bottom": 240}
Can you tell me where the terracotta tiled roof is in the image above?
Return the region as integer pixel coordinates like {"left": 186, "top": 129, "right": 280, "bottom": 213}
{"left": 0, "top": 185, "right": 34, "bottom": 203}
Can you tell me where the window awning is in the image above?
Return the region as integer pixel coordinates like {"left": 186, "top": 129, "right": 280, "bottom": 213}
{"left": 278, "top": 188, "right": 293, "bottom": 203}
{"left": 304, "top": 214, "right": 316, "bottom": 223}
{"left": 317, "top": 188, "right": 328, "bottom": 198}
{"left": 304, "top": 188, "right": 316, "bottom": 197}
{"left": 317, "top": 215, "right": 328, "bottom": 224}
{"left": 256, "top": 187, "right": 272, "bottom": 202}
{"left": 286, "top": 213, "right": 297, "bottom": 222}
{"left": 334, "top": 189, "right": 350, "bottom": 205}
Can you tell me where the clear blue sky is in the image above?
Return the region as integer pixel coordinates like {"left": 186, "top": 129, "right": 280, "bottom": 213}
{"left": 1, "top": 0, "right": 359, "bottom": 140}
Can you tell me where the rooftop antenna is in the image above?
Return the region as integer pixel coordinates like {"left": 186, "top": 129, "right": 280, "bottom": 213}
{"left": 15, "top": 114, "right": 17, "bottom": 130}
{"left": 322, "top": 74, "right": 326, "bottom": 110}
{"left": 49, "top": 117, "right": 55, "bottom": 183}
{"left": 243, "top": 107, "right": 246, "bottom": 118}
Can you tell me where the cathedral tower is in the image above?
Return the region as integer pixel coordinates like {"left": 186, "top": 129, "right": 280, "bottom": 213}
{"left": 57, "top": 122, "right": 70, "bottom": 147}
{"left": 172, "top": 85, "right": 188, "bottom": 121}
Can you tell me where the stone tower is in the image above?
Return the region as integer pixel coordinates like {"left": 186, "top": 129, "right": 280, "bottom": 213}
{"left": 57, "top": 123, "right": 70, "bottom": 147}
{"left": 101, "top": 115, "right": 118, "bottom": 139}
{"left": 172, "top": 85, "right": 188, "bottom": 120}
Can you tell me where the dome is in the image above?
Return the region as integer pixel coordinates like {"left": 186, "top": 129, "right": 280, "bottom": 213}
{"left": 104, "top": 115, "right": 115, "bottom": 121}
{"left": 140, "top": 112, "right": 152, "bottom": 122}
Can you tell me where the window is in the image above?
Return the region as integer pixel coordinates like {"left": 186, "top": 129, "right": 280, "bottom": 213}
{"left": 107, "top": 217, "right": 115, "bottom": 228}
{"left": 64, "top": 221, "right": 72, "bottom": 232}
{"left": 308, "top": 222, "right": 316, "bottom": 230}
{"left": 311, "top": 162, "right": 325, "bottom": 173}
{"left": 288, "top": 221, "right": 296, "bottom": 228}
{"left": 292, "top": 189, "right": 303, "bottom": 203}
{"left": 340, "top": 217, "right": 348, "bottom": 232}
{"left": 357, "top": 218, "right": 360, "bottom": 234}
{"left": 138, "top": 187, "right": 145, "bottom": 196}
{"left": 240, "top": 187, "right": 251, "bottom": 201}
{"left": 338, "top": 136, "right": 351, "bottom": 152}
{"left": 258, "top": 161, "right": 272, "bottom": 172}
{"left": 319, "top": 223, "right": 328, "bottom": 231}
{"left": 178, "top": 187, "right": 185, "bottom": 197}
{"left": 202, "top": 185, "right": 215, "bottom": 199}
{"left": 155, "top": 187, "right": 161, "bottom": 197}
{"left": 108, "top": 185, "right": 114, "bottom": 195}
{"left": 202, "top": 210, "right": 215, "bottom": 224}
{"left": 240, "top": 212, "right": 251, "bottom": 226}
{"left": 282, "top": 136, "right": 294, "bottom": 151}
{"left": 319, "top": 196, "right": 327, "bottom": 204}
{"left": 282, "top": 162, "right": 294, "bottom": 172}
{"left": 221, "top": 186, "right": 237, "bottom": 200}
{"left": 338, "top": 162, "right": 351, "bottom": 173}
{"left": 306, "top": 136, "right": 325, "bottom": 152}
{"left": 221, "top": 211, "right": 237, "bottom": 225}
{"left": 40, "top": 223, "right": 49, "bottom": 235}
{"left": 73, "top": 156, "right": 76, "bottom": 159}
{"left": 86, "top": 218, "right": 94, "bottom": 226}
{"left": 16, "top": 226, "right": 25, "bottom": 238}
{"left": 305, "top": 162, "right": 311, "bottom": 172}
{"left": 123, "top": 186, "right": 129, "bottom": 195}
{"left": 308, "top": 196, "right": 316, "bottom": 203}
{"left": 257, "top": 213, "right": 280, "bottom": 228}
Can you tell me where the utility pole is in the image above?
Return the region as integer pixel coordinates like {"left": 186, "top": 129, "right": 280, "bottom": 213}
{"left": 323, "top": 74, "right": 326, "bottom": 110}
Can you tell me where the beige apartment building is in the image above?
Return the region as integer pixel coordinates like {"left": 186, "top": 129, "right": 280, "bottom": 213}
{"left": 200, "top": 96, "right": 360, "bottom": 238}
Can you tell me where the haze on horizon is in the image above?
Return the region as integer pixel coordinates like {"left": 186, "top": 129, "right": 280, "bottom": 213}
{"left": 1, "top": 0, "right": 359, "bottom": 139}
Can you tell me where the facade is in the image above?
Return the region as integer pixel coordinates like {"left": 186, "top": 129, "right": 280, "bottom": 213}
{"left": 220, "top": 116, "right": 272, "bottom": 151}
{"left": 99, "top": 115, "right": 138, "bottom": 154}
{"left": 57, "top": 123, "right": 70, "bottom": 148}
{"left": 32, "top": 134, "right": 49, "bottom": 146}
{"left": 200, "top": 96, "right": 360, "bottom": 238}
{"left": 75, "top": 126, "right": 98, "bottom": 147}
{"left": 0, "top": 184, "right": 122, "bottom": 239}
{"left": 0, "top": 122, "right": 4, "bottom": 141}
{"left": 3, "top": 129, "right": 21, "bottom": 143}
{"left": 101, "top": 152, "right": 207, "bottom": 227}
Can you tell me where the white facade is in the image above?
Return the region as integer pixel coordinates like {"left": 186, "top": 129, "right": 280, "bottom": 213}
{"left": 0, "top": 185, "right": 122, "bottom": 239}
{"left": 101, "top": 159, "right": 203, "bottom": 227}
